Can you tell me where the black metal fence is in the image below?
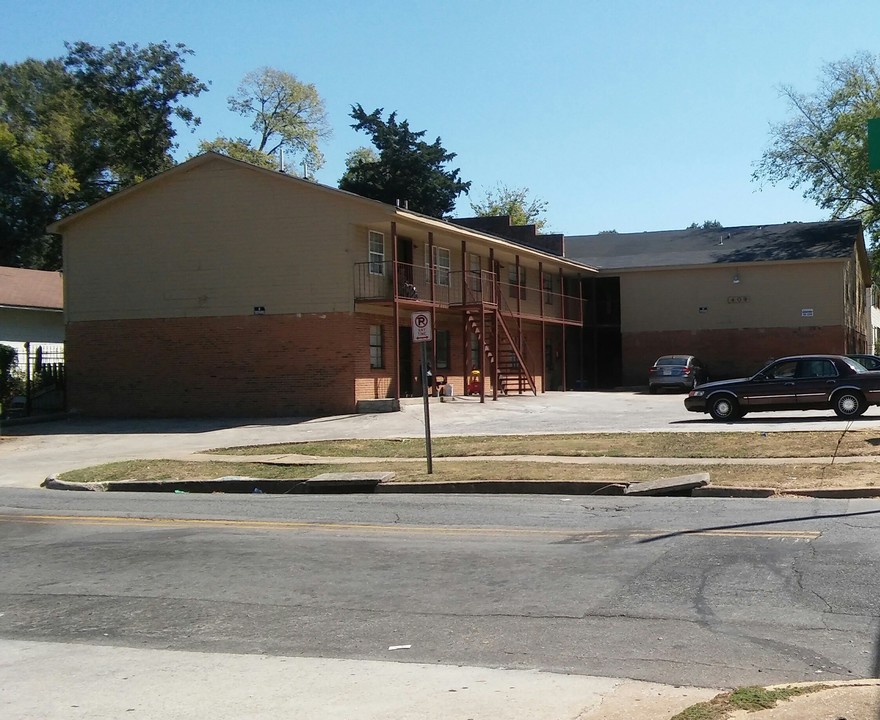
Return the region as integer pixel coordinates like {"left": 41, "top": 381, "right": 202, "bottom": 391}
{"left": 2, "top": 342, "right": 66, "bottom": 419}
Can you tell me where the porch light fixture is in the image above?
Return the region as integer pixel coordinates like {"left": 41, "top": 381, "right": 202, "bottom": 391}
{"left": 733, "top": 273, "right": 740, "bottom": 284}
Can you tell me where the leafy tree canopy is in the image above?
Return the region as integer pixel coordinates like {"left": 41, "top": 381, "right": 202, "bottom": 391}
{"left": 1, "top": 41, "right": 207, "bottom": 269}
{"left": 753, "top": 52, "right": 880, "bottom": 239}
{"left": 338, "top": 104, "right": 471, "bottom": 218}
{"left": 687, "top": 220, "right": 723, "bottom": 229}
{"left": 201, "top": 67, "right": 329, "bottom": 175}
{"left": 469, "top": 183, "right": 549, "bottom": 231}
{"left": 197, "top": 137, "right": 280, "bottom": 170}
{"left": 64, "top": 41, "right": 208, "bottom": 187}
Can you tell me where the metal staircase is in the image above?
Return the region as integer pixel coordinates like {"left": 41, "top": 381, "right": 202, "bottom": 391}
{"left": 465, "top": 309, "right": 537, "bottom": 396}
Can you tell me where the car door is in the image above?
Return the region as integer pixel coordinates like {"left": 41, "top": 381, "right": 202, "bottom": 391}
{"left": 793, "top": 358, "right": 838, "bottom": 407}
{"left": 738, "top": 359, "right": 799, "bottom": 410}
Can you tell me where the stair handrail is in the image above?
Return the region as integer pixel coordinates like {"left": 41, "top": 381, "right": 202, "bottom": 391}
{"left": 492, "top": 301, "right": 537, "bottom": 395}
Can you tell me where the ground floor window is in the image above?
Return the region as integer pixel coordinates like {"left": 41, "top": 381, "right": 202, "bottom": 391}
{"left": 435, "top": 329, "right": 450, "bottom": 370}
{"left": 369, "top": 325, "right": 383, "bottom": 368}
{"left": 471, "top": 335, "right": 481, "bottom": 369}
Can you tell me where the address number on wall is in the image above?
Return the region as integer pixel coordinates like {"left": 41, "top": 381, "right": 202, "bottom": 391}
{"left": 727, "top": 296, "right": 750, "bottom": 304}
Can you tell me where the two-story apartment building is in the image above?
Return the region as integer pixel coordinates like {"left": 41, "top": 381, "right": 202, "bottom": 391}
{"left": 49, "top": 152, "right": 590, "bottom": 417}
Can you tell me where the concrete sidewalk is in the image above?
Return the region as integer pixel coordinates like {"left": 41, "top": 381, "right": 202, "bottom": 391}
{"left": 1, "top": 639, "right": 717, "bottom": 720}
{"left": 2, "top": 640, "right": 877, "bottom": 719}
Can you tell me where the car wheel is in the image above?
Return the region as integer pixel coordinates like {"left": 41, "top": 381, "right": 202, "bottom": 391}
{"left": 833, "top": 390, "right": 866, "bottom": 419}
{"left": 648, "top": 384, "right": 658, "bottom": 394}
{"left": 708, "top": 395, "right": 740, "bottom": 421}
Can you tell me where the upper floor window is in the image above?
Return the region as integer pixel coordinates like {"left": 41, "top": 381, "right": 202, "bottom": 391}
{"left": 468, "top": 253, "right": 482, "bottom": 291}
{"left": 508, "top": 265, "right": 527, "bottom": 300}
{"left": 429, "top": 246, "right": 451, "bottom": 287}
{"left": 368, "top": 231, "right": 385, "bottom": 275}
{"left": 543, "top": 274, "right": 554, "bottom": 305}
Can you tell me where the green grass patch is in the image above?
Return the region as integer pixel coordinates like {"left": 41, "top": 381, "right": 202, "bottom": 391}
{"left": 671, "top": 684, "right": 829, "bottom": 720}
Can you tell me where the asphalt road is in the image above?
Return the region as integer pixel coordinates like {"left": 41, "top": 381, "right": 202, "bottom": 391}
{"left": 2, "top": 489, "right": 879, "bottom": 690}
{"left": 3, "top": 390, "right": 880, "bottom": 488}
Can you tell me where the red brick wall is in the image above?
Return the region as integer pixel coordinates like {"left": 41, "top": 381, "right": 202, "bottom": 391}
{"left": 66, "top": 310, "right": 553, "bottom": 417}
{"left": 622, "top": 325, "right": 849, "bottom": 385}
{"left": 67, "top": 312, "right": 395, "bottom": 417}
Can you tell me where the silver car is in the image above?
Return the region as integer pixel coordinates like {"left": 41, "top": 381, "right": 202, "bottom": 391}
{"left": 648, "top": 355, "right": 708, "bottom": 393}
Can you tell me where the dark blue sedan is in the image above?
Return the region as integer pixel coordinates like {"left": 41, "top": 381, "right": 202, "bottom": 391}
{"left": 684, "top": 354, "right": 880, "bottom": 421}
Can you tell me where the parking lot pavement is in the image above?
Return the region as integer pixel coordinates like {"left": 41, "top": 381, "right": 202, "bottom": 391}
{"left": 2, "top": 391, "right": 880, "bottom": 489}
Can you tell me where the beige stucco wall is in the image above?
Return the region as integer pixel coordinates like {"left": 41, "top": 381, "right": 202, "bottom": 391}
{"left": 618, "top": 260, "right": 846, "bottom": 333}
{"left": 61, "top": 157, "right": 585, "bottom": 324}
{"left": 62, "top": 157, "right": 393, "bottom": 322}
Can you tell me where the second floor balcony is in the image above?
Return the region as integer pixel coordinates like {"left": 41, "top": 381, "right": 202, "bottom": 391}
{"left": 354, "top": 261, "right": 583, "bottom": 325}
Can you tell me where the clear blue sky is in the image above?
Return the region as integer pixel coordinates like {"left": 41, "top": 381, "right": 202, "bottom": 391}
{"left": 4, "top": 0, "right": 880, "bottom": 235}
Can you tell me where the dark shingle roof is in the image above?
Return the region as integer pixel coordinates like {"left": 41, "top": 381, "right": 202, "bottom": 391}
{"left": 563, "top": 219, "right": 863, "bottom": 270}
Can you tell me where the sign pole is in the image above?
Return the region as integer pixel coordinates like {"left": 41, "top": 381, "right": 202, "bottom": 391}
{"left": 411, "top": 311, "right": 434, "bottom": 474}
{"left": 419, "top": 340, "right": 433, "bottom": 474}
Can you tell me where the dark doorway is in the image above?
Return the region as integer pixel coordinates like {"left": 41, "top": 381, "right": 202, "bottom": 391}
{"left": 398, "top": 326, "right": 413, "bottom": 397}
{"left": 580, "top": 276, "right": 622, "bottom": 388}
{"left": 397, "top": 237, "right": 414, "bottom": 284}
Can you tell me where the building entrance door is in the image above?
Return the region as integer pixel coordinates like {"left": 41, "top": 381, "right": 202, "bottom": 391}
{"left": 398, "top": 326, "right": 413, "bottom": 397}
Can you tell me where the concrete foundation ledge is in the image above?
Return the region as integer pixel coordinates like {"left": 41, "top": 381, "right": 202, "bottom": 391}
{"left": 355, "top": 399, "right": 400, "bottom": 413}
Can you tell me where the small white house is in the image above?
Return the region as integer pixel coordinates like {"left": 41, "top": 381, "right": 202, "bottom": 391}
{"left": 0, "top": 266, "right": 64, "bottom": 367}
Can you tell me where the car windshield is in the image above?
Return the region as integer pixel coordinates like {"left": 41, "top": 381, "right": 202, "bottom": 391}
{"left": 656, "top": 356, "right": 689, "bottom": 366}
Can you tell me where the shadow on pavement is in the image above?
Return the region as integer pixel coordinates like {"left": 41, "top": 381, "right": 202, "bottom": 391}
{"left": 0, "top": 415, "right": 318, "bottom": 437}
{"left": 637, "top": 507, "right": 880, "bottom": 543}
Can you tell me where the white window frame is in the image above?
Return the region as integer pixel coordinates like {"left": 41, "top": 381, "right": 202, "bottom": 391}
{"left": 428, "top": 246, "right": 451, "bottom": 287}
{"left": 368, "top": 231, "right": 385, "bottom": 275}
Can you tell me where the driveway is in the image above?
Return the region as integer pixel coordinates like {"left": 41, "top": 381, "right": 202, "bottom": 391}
{"left": 2, "top": 391, "right": 879, "bottom": 488}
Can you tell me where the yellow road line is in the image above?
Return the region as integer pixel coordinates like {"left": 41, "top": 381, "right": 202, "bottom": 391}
{"left": 0, "top": 514, "right": 821, "bottom": 539}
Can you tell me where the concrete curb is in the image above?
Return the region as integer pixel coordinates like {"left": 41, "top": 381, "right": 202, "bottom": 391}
{"left": 39, "top": 473, "right": 880, "bottom": 498}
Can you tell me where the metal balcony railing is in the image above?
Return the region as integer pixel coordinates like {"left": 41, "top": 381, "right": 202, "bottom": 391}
{"left": 354, "top": 261, "right": 581, "bottom": 323}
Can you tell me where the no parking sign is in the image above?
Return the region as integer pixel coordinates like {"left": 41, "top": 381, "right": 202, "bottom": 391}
{"left": 411, "top": 311, "right": 432, "bottom": 342}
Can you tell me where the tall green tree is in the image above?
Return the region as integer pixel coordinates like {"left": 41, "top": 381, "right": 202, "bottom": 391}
{"left": 0, "top": 59, "right": 81, "bottom": 267}
{"left": 338, "top": 105, "right": 471, "bottom": 217}
{"left": 64, "top": 41, "right": 208, "bottom": 189}
{"left": 0, "top": 41, "right": 207, "bottom": 269}
{"left": 200, "top": 67, "right": 329, "bottom": 175}
{"left": 753, "top": 52, "right": 880, "bottom": 239}
{"left": 470, "top": 183, "right": 549, "bottom": 230}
